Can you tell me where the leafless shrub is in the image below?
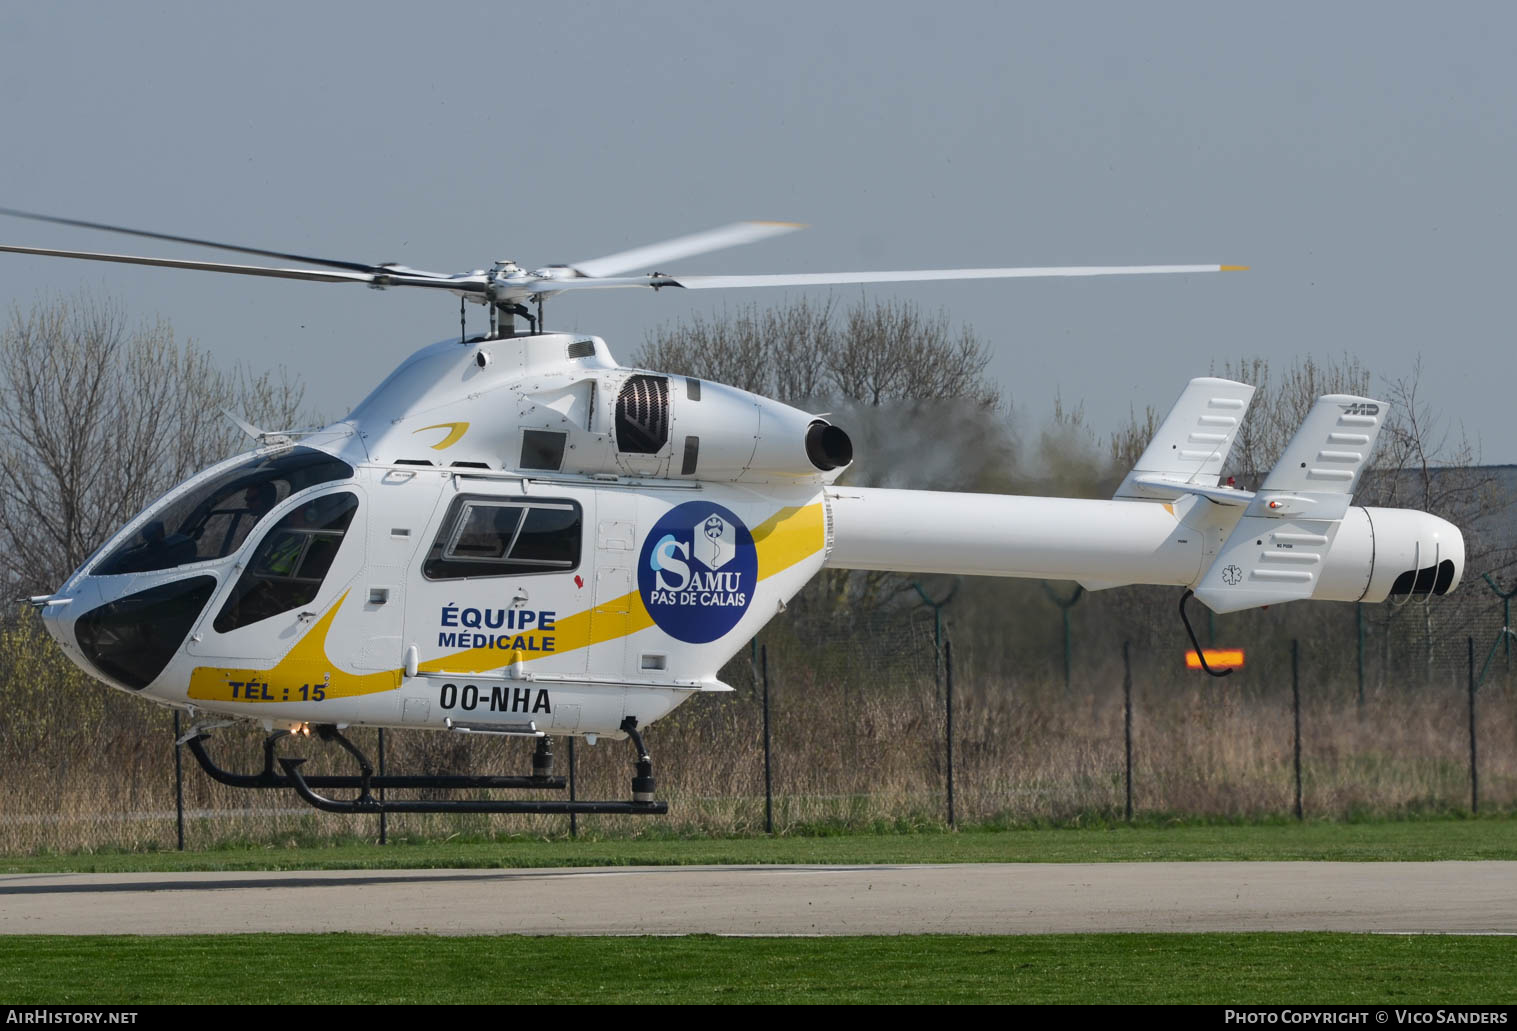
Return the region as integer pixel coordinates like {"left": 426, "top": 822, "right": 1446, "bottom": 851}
{"left": 0, "top": 292, "right": 311, "bottom": 594}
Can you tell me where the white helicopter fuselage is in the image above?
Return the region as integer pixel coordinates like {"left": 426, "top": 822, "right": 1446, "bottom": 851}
{"left": 40, "top": 333, "right": 1465, "bottom": 741}
{"left": 43, "top": 333, "right": 839, "bottom": 739}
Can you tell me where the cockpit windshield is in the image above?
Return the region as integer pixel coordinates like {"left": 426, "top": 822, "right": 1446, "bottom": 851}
{"left": 93, "top": 447, "right": 354, "bottom": 576}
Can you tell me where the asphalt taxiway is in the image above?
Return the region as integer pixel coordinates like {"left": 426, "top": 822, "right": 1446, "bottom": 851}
{"left": 3, "top": 862, "right": 1514, "bottom": 936}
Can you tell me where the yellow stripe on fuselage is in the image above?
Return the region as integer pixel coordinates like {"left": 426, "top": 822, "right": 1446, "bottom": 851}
{"left": 189, "top": 502, "right": 829, "bottom": 700}
{"left": 188, "top": 590, "right": 400, "bottom": 704}
{"left": 751, "top": 503, "right": 826, "bottom": 580}
{"left": 416, "top": 591, "right": 657, "bottom": 675}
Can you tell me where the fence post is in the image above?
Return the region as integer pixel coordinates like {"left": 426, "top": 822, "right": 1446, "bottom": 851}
{"left": 914, "top": 580, "right": 960, "bottom": 700}
{"left": 1468, "top": 636, "right": 1479, "bottom": 815}
{"left": 1482, "top": 574, "right": 1515, "bottom": 670}
{"left": 568, "top": 737, "right": 578, "bottom": 839}
{"left": 1292, "top": 639, "right": 1303, "bottom": 822}
{"left": 1123, "top": 641, "right": 1133, "bottom": 823}
{"left": 1041, "top": 582, "right": 1083, "bottom": 692}
{"left": 1356, "top": 604, "right": 1366, "bottom": 708}
{"left": 377, "top": 728, "right": 387, "bottom": 845}
{"left": 945, "top": 638, "right": 956, "bottom": 828}
{"left": 1476, "top": 575, "right": 1517, "bottom": 688}
{"left": 172, "top": 710, "right": 185, "bottom": 851}
{"left": 762, "top": 644, "right": 773, "bottom": 834}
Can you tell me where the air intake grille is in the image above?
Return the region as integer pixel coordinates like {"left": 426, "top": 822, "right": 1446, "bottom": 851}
{"left": 615, "top": 375, "right": 670, "bottom": 454}
{"left": 566, "top": 339, "right": 596, "bottom": 359}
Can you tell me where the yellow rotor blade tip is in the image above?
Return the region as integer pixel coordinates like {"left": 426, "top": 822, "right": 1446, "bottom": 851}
{"left": 1220, "top": 265, "right": 1249, "bottom": 271}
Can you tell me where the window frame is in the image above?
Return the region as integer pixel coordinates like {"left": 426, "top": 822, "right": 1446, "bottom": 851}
{"left": 423, "top": 495, "right": 582, "bottom": 581}
{"left": 93, "top": 446, "right": 354, "bottom": 577}
{"left": 211, "top": 490, "right": 360, "bottom": 634}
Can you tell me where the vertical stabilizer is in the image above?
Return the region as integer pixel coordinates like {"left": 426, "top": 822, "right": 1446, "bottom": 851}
{"left": 1114, "top": 377, "right": 1256, "bottom": 501}
{"left": 1258, "top": 394, "right": 1383, "bottom": 495}
{"left": 1193, "top": 393, "right": 1387, "bottom": 613}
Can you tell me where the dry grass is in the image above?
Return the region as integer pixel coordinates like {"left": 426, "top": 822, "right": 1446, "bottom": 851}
{"left": 2, "top": 615, "right": 1514, "bottom": 855}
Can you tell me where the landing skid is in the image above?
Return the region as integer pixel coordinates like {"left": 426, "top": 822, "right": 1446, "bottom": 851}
{"left": 185, "top": 719, "right": 668, "bottom": 816}
{"left": 186, "top": 730, "right": 567, "bottom": 791}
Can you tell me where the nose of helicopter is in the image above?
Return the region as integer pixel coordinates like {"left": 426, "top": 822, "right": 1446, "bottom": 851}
{"left": 40, "top": 574, "right": 217, "bottom": 692}
{"left": 37, "top": 579, "right": 97, "bottom": 677}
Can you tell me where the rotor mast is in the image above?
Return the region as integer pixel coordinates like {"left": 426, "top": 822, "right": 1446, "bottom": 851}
{"left": 483, "top": 260, "right": 542, "bottom": 337}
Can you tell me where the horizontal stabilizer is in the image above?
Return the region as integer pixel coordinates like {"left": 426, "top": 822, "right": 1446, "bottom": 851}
{"left": 1115, "top": 378, "right": 1256, "bottom": 501}
{"left": 1125, "top": 477, "right": 1254, "bottom": 506}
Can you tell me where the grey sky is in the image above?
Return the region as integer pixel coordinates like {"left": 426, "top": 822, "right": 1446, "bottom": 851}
{"left": 2, "top": 2, "right": 1512, "bottom": 462}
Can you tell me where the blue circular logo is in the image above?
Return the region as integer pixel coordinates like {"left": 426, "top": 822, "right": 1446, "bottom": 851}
{"left": 638, "top": 501, "right": 757, "bottom": 644}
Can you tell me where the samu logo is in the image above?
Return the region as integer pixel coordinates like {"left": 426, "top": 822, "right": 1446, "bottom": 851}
{"left": 638, "top": 501, "right": 757, "bottom": 644}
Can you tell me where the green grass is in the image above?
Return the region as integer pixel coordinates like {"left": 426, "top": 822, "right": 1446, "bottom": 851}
{"left": 4, "top": 814, "right": 1515, "bottom": 874}
{"left": 1, "top": 932, "right": 1512, "bottom": 1004}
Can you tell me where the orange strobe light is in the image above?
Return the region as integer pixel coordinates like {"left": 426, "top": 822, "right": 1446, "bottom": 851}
{"left": 1185, "top": 649, "right": 1245, "bottom": 670}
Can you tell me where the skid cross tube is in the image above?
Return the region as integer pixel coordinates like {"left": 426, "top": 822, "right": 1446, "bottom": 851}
{"left": 276, "top": 720, "right": 665, "bottom": 816}
{"left": 185, "top": 731, "right": 566, "bottom": 791}
{"left": 186, "top": 720, "right": 665, "bottom": 815}
{"left": 278, "top": 758, "right": 668, "bottom": 815}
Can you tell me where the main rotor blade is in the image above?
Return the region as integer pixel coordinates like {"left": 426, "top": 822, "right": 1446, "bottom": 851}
{"left": 0, "top": 243, "right": 489, "bottom": 292}
{"left": 569, "top": 221, "right": 806, "bottom": 279}
{"left": 672, "top": 265, "right": 1247, "bottom": 290}
{"left": 531, "top": 263, "right": 1246, "bottom": 293}
{"left": 0, "top": 206, "right": 456, "bottom": 279}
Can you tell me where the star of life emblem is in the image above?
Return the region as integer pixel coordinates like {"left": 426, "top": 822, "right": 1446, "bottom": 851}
{"left": 694, "top": 513, "right": 735, "bottom": 570}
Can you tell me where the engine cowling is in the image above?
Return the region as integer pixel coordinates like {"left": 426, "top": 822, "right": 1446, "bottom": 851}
{"left": 637, "top": 374, "right": 853, "bottom": 483}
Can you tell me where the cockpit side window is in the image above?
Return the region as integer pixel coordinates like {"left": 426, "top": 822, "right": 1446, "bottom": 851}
{"left": 213, "top": 492, "right": 359, "bottom": 632}
{"left": 423, "top": 496, "right": 581, "bottom": 580}
{"left": 94, "top": 448, "right": 354, "bottom": 576}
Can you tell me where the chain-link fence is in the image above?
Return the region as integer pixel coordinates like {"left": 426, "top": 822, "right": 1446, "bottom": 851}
{"left": 2, "top": 574, "right": 1513, "bottom": 855}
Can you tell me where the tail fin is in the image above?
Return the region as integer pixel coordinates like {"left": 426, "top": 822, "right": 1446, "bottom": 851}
{"left": 1257, "top": 395, "right": 1382, "bottom": 495}
{"left": 1193, "top": 394, "right": 1387, "bottom": 613}
{"left": 1114, "top": 377, "right": 1256, "bottom": 502}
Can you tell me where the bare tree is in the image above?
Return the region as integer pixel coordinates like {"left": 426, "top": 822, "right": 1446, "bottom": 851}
{"left": 829, "top": 300, "right": 1000, "bottom": 409}
{"left": 636, "top": 295, "right": 1012, "bottom": 493}
{"left": 1209, "top": 353, "right": 1373, "bottom": 487}
{"left": 636, "top": 296, "right": 840, "bottom": 403}
{"left": 636, "top": 296, "right": 1011, "bottom": 618}
{"left": 0, "top": 293, "right": 310, "bottom": 594}
{"left": 1108, "top": 403, "right": 1159, "bottom": 475}
{"left": 635, "top": 295, "right": 1001, "bottom": 411}
{"left": 1103, "top": 352, "right": 1514, "bottom": 684}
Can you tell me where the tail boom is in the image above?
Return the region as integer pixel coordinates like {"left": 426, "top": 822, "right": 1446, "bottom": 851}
{"left": 822, "top": 487, "right": 1463, "bottom": 609}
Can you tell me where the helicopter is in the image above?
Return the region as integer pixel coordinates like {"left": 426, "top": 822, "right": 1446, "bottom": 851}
{"left": 2, "top": 209, "right": 1465, "bottom": 816}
